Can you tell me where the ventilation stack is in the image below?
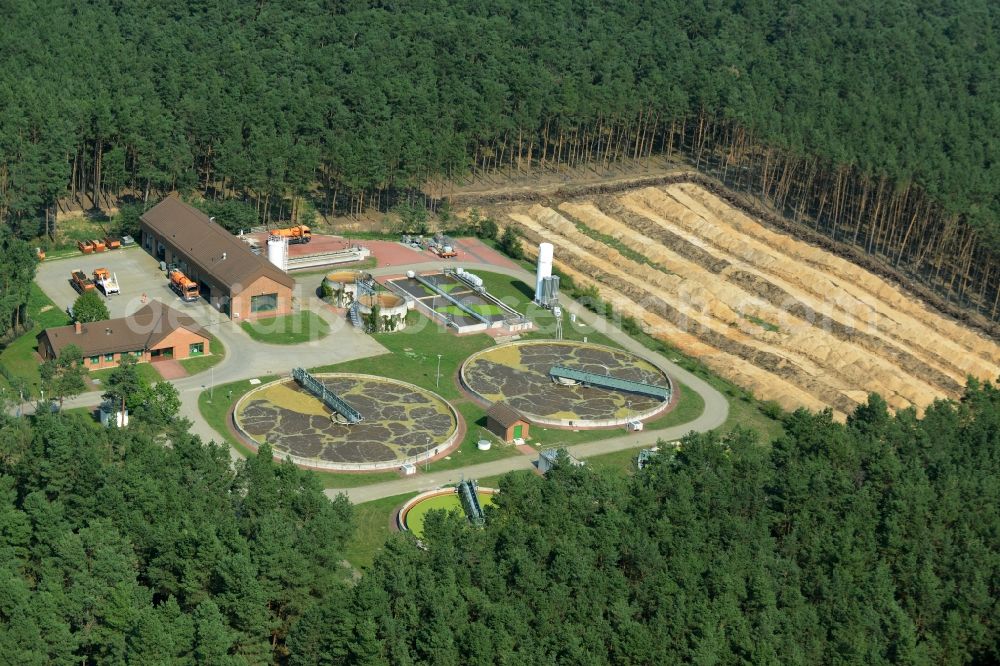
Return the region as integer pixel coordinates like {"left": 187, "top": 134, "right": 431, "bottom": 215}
{"left": 534, "top": 242, "right": 554, "bottom": 303}
{"left": 267, "top": 234, "right": 289, "bottom": 272}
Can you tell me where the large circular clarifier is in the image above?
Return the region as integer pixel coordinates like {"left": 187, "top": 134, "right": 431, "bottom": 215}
{"left": 461, "top": 340, "right": 671, "bottom": 427}
{"left": 234, "top": 373, "right": 460, "bottom": 470}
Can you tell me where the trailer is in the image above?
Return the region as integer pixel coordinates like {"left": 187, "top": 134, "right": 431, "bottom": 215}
{"left": 93, "top": 268, "right": 120, "bottom": 296}
{"left": 71, "top": 270, "right": 96, "bottom": 293}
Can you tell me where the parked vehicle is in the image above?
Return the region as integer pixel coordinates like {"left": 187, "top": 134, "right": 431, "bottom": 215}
{"left": 78, "top": 240, "right": 94, "bottom": 254}
{"left": 104, "top": 236, "right": 121, "bottom": 250}
{"left": 92, "top": 238, "right": 107, "bottom": 252}
{"left": 168, "top": 269, "right": 199, "bottom": 301}
{"left": 93, "top": 268, "right": 120, "bottom": 296}
{"left": 271, "top": 225, "right": 311, "bottom": 244}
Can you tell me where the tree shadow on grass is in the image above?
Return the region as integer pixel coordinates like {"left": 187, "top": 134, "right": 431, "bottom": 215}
{"left": 509, "top": 278, "right": 534, "bottom": 300}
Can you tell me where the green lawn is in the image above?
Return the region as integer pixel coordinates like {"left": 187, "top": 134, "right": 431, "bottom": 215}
{"left": 89, "top": 362, "right": 163, "bottom": 388}
{"left": 240, "top": 311, "right": 330, "bottom": 344}
{"left": 0, "top": 284, "right": 71, "bottom": 397}
{"left": 178, "top": 333, "right": 225, "bottom": 375}
{"left": 312, "top": 312, "right": 494, "bottom": 402}
{"left": 437, "top": 303, "right": 505, "bottom": 318}
{"left": 343, "top": 492, "right": 416, "bottom": 571}
{"left": 472, "top": 470, "right": 535, "bottom": 490}
{"left": 423, "top": 402, "right": 521, "bottom": 472}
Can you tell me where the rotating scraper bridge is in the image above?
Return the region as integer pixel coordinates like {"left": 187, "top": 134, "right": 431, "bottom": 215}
{"left": 292, "top": 367, "right": 363, "bottom": 424}
{"left": 548, "top": 366, "right": 671, "bottom": 401}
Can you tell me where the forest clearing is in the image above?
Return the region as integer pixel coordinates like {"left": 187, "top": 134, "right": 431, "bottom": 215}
{"left": 504, "top": 182, "right": 1000, "bottom": 420}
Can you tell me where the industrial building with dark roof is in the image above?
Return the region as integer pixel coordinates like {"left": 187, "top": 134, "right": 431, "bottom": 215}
{"left": 37, "top": 300, "right": 211, "bottom": 371}
{"left": 139, "top": 196, "right": 294, "bottom": 319}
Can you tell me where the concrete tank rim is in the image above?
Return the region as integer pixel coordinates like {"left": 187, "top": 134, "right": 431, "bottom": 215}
{"left": 323, "top": 270, "right": 360, "bottom": 284}
{"left": 397, "top": 486, "right": 499, "bottom": 533}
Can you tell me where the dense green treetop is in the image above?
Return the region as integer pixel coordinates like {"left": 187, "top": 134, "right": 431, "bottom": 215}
{"left": 0, "top": 0, "right": 997, "bottom": 241}
{"left": 292, "top": 383, "right": 1000, "bottom": 665}
{"left": 0, "top": 374, "right": 997, "bottom": 662}
{"left": 72, "top": 290, "right": 110, "bottom": 324}
{"left": 0, "top": 411, "right": 352, "bottom": 663}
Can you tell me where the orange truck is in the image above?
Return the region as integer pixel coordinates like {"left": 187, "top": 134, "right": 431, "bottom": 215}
{"left": 78, "top": 240, "right": 94, "bottom": 254}
{"left": 35, "top": 247, "right": 45, "bottom": 261}
{"left": 92, "top": 238, "right": 106, "bottom": 252}
{"left": 271, "top": 225, "right": 311, "bottom": 244}
{"left": 169, "top": 269, "right": 199, "bottom": 301}
{"left": 104, "top": 236, "right": 121, "bottom": 250}
{"left": 71, "top": 270, "right": 96, "bottom": 293}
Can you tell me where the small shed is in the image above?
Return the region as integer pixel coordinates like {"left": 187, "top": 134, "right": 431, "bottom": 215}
{"left": 485, "top": 402, "right": 530, "bottom": 443}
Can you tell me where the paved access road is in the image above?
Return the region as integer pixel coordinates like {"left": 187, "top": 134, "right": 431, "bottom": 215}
{"left": 25, "top": 253, "right": 728, "bottom": 501}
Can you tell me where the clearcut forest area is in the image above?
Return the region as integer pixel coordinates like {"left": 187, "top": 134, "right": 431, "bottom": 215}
{"left": 503, "top": 182, "right": 1000, "bottom": 420}
{"left": 1, "top": 1, "right": 999, "bottom": 664}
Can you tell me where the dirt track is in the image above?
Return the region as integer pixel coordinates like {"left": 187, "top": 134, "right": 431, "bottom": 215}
{"left": 503, "top": 184, "right": 1000, "bottom": 419}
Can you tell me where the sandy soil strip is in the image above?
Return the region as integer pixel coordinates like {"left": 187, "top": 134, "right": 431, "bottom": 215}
{"left": 526, "top": 204, "right": 945, "bottom": 412}
{"left": 508, "top": 214, "right": 840, "bottom": 418}
{"left": 624, "top": 187, "right": 1000, "bottom": 382}
{"left": 669, "top": 183, "right": 1000, "bottom": 368}
{"left": 561, "top": 200, "right": 965, "bottom": 405}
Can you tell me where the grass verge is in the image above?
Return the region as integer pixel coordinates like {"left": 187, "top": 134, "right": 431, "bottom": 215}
{"left": 240, "top": 311, "right": 330, "bottom": 344}
{"left": 0, "top": 284, "right": 72, "bottom": 397}
{"left": 178, "top": 333, "right": 226, "bottom": 375}
{"left": 343, "top": 492, "right": 416, "bottom": 571}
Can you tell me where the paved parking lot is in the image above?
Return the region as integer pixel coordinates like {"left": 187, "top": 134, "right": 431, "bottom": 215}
{"left": 35, "top": 247, "right": 224, "bottom": 325}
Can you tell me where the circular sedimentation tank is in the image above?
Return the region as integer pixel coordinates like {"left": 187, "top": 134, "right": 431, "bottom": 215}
{"left": 322, "top": 270, "right": 359, "bottom": 288}
{"left": 397, "top": 488, "right": 498, "bottom": 538}
{"left": 461, "top": 340, "right": 672, "bottom": 427}
{"left": 233, "top": 373, "right": 460, "bottom": 470}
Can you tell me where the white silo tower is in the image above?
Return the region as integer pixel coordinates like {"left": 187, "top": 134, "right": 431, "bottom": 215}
{"left": 267, "top": 234, "right": 289, "bottom": 272}
{"left": 535, "top": 242, "right": 554, "bottom": 303}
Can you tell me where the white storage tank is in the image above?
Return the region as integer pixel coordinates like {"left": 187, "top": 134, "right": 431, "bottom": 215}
{"left": 535, "top": 242, "right": 554, "bottom": 303}
{"left": 267, "top": 235, "right": 289, "bottom": 272}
